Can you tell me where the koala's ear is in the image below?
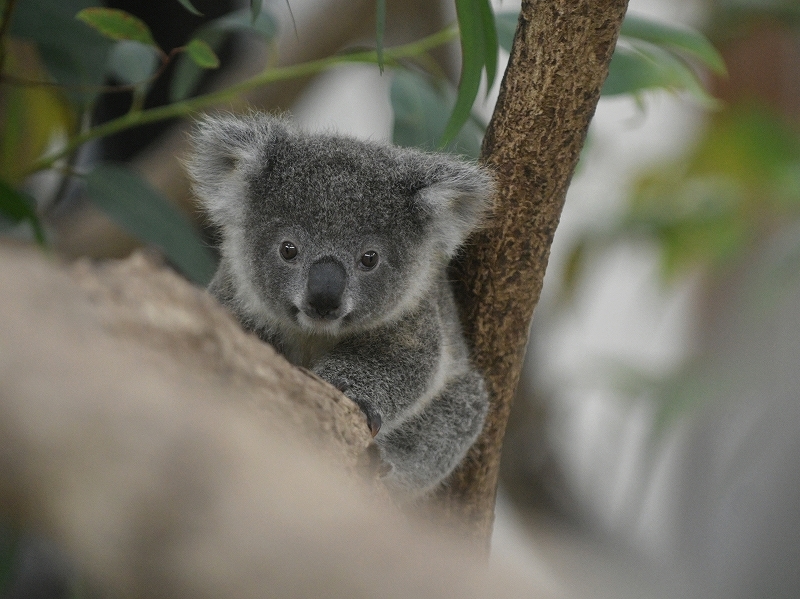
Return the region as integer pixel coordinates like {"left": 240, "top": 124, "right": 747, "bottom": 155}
{"left": 413, "top": 156, "right": 496, "bottom": 257}
{"left": 186, "top": 113, "right": 285, "bottom": 226}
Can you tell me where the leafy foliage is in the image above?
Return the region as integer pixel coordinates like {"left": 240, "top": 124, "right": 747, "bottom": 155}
{"left": 76, "top": 7, "right": 159, "bottom": 47}
{"left": 0, "top": 0, "right": 722, "bottom": 286}
{"left": 635, "top": 104, "right": 800, "bottom": 277}
{"left": 84, "top": 165, "right": 217, "bottom": 284}
{"left": 107, "top": 40, "right": 160, "bottom": 86}
{"left": 9, "top": 0, "right": 112, "bottom": 105}
{"left": 440, "top": 0, "right": 497, "bottom": 148}
{"left": 186, "top": 38, "right": 220, "bottom": 69}
{"left": 391, "top": 70, "right": 484, "bottom": 158}
{"left": 169, "top": 8, "right": 277, "bottom": 102}
{"left": 603, "top": 14, "right": 725, "bottom": 105}
{"left": 391, "top": 9, "right": 724, "bottom": 157}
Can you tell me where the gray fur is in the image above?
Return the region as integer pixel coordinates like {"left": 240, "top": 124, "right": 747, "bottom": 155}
{"left": 187, "top": 112, "right": 494, "bottom": 497}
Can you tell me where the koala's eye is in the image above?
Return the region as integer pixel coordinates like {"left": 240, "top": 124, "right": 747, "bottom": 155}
{"left": 280, "top": 241, "right": 298, "bottom": 261}
{"left": 359, "top": 250, "right": 379, "bottom": 270}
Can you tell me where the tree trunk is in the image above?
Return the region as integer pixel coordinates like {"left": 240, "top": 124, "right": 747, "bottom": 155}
{"left": 441, "top": 0, "right": 629, "bottom": 544}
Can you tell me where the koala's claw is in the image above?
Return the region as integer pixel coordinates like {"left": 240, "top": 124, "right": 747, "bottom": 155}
{"left": 355, "top": 401, "right": 382, "bottom": 437}
{"left": 367, "top": 412, "right": 382, "bottom": 438}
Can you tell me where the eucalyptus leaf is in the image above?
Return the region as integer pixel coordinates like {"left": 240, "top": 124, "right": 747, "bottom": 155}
{"left": 176, "top": 0, "right": 203, "bottom": 16}
{"left": 441, "top": 0, "right": 486, "bottom": 148}
{"left": 84, "top": 165, "right": 216, "bottom": 284}
{"left": 170, "top": 32, "right": 225, "bottom": 101}
{"left": 186, "top": 38, "right": 220, "bottom": 69}
{"left": 602, "top": 41, "right": 718, "bottom": 106}
{"left": 477, "top": 0, "right": 498, "bottom": 92}
{"left": 392, "top": 70, "right": 483, "bottom": 158}
{"left": 0, "top": 179, "right": 46, "bottom": 245}
{"left": 10, "top": 0, "right": 112, "bottom": 105}
{"left": 621, "top": 13, "right": 726, "bottom": 75}
{"left": 169, "top": 8, "right": 277, "bottom": 101}
{"left": 76, "top": 8, "right": 159, "bottom": 48}
{"left": 107, "top": 40, "right": 160, "bottom": 86}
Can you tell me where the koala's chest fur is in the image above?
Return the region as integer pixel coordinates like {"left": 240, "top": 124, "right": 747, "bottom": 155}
{"left": 277, "top": 330, "right": 340, "bottom": 369}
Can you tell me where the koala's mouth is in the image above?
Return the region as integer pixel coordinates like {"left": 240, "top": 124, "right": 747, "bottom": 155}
{"left": 289, "top": 306, "right": 355, "bottom": 335}
{"left": 293, "top": 304, "right": 352, "bottom": 333}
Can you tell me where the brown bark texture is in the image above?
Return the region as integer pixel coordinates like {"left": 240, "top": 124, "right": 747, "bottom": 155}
{"left": 440, "top": 0, "right": 630, "bottom": 542}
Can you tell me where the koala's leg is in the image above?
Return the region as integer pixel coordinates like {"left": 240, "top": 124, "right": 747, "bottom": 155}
{"left": 377, "top": 370, "right": 488, "bottom": 497}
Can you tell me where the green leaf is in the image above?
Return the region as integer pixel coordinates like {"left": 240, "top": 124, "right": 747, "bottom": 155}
{"left": 250, "top": 0, "right": 261, "bottom": 23}
{"left": 391, "top": 70, "right": 484, "bottom": 158}
{"left": 170, "top": 32, "right": 224, "bottom": 101}
{"left": 169, "top": 8, "right": 277, "bottom": 101}
{"left": 495, "top": 10, "right": 517, "bottom": 53}
{"left": 186, "top": 38, "right": 220, "bottom": 69}
{"left": 107, "top": 40, "right": 160, "bottom": 85}
{"left": 84, "top": 165, "right": 216, "bottom": 284}
{"left": 376, "top": 0, "right": 386, "bottom": 73}
{"left": 477, "top": 0, "right": 498, "bottom": 92}
{"left": 440, "top": 0, "right": 486, "bottom": 148}
{"left": 10, "top": 0, "right": 112, "bottom": 106}
{"left": 621, "top": 13, "right": 726, "bottom": 76}
{"left": 176, "top": 0, "right": 203, "bottom": 16}
{"left": 603, "top": 44, "right": 664, "bottom": 95}
{"left": 602, "top": 41, "right": 718, "bottom": 106}
{"left": 0, "top": 179, "right": 46, "bottom": 245}
{"left": 76, "top": 8, "right": 158, "bottom": 47}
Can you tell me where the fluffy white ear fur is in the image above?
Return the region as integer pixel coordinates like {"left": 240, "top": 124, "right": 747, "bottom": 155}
{"left": 186, "top": 113, "right": 283, "bottom": 227}
{"left": 416, "top": 158, "right": 496, "bottom": 257}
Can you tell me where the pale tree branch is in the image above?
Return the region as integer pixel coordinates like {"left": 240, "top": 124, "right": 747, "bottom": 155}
{"left": 0, "top": 245, "right": 555, "bottom": 599}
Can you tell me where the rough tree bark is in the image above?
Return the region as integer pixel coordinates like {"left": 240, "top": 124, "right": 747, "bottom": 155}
{"left": 440, "top": 0, "right": 630, "bottom": 543}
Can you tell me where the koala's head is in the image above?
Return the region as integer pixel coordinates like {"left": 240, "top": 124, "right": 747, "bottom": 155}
{"left": 188, "top": 112, "right": 494, "bottom": 336}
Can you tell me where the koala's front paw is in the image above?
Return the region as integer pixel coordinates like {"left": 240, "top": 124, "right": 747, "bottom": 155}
{"left": 320, "top": 375, "right": 382, "bottom": 437}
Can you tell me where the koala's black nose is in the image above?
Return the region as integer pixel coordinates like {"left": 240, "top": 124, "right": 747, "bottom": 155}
{"left": 306, "top": 258, "right": 346, "bottom": 319}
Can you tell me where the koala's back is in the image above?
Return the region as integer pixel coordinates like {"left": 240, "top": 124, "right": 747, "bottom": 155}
{"left": 189, "top": 113, "right": 494, "bottom": 497}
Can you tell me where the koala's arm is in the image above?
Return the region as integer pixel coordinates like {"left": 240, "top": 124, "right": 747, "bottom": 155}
{"left": 311, "top": 306, "right": 442, "bottom": 435}
{"left": 314, "top": 305, "right": 489, "bottom": 496}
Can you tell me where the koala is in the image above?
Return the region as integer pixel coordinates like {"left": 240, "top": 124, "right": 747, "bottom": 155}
{"left": 187, "top": 112, "right": 494, "bottom": 497}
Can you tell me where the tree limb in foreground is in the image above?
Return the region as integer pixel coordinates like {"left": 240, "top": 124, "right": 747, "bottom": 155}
{"left": 0, "top": 245, "right": 556, "bottom": 599}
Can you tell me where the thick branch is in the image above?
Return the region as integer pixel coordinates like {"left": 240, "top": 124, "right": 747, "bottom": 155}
{"left": 441, "top": 0, "right": 629, "bottom": 542}
{"left": 0, "top": 245, "right": 555, "bottom": 599}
